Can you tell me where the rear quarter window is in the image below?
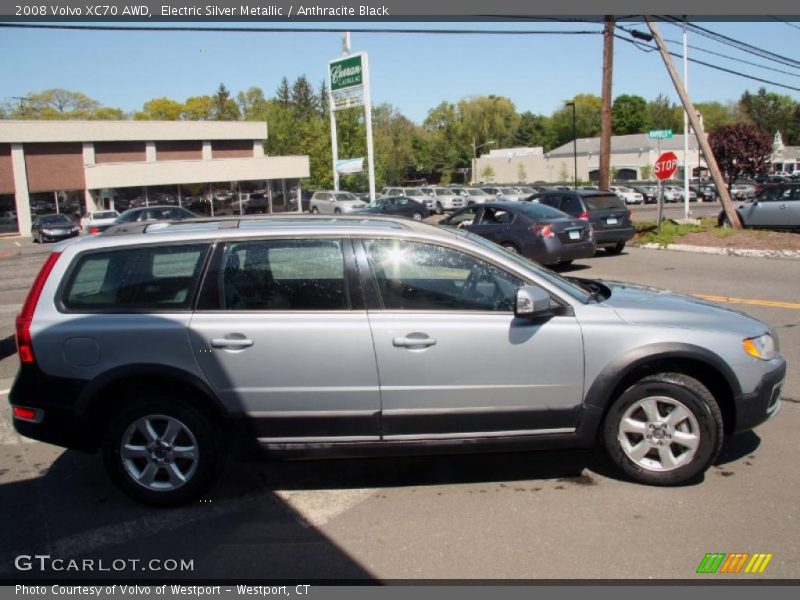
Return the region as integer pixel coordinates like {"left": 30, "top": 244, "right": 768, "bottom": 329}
{"left": 62, "top": 244, "right": 209, "bottom": 311}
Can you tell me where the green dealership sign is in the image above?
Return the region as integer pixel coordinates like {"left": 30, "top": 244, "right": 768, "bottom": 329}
{"left": 329, "top": 54, "right": 364, "bottom": 92}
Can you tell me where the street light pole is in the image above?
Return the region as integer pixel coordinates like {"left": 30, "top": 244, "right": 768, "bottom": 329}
{"left": 472, "top": 139, "right": 495, "bottom": 185}
{"left": 565, "top": 101, "right": 578, "bottom": 189}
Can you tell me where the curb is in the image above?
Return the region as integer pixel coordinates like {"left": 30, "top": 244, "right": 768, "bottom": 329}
{"left": 638, "top": 243, "right": 800, "bottom": 260}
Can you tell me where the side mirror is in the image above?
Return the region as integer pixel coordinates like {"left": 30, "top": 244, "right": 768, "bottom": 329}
{"left": 514, "top": 286, "right": 551, "bottom": 317}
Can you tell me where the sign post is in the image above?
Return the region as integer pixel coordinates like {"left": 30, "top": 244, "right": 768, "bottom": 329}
{"left": 328, "top": 50, "right": 376, "bottom": 201}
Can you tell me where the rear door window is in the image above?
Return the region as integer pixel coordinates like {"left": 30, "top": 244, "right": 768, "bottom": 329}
{"left": 63, "top": 244, "right": 209, "bottom": 311}
{"left": 219, "top": 239, "right": 348, "bottom": 311}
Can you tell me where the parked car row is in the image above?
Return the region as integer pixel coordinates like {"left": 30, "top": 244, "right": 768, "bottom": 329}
{"left": 718, "top": 182, "right": 800, "bottom": 230}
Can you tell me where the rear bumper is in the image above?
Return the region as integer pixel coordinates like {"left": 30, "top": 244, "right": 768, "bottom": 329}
{"left": 594, "top": 226, "right": 635, "bottom": 245}
{"left": 8, "top": 364, "right": 95, "bottom": 451}
{"left": 732, "top": 358, "right": 786, "bottom": 434}
{"left": 528, "top": 239, "right": 596, "bottom": 265}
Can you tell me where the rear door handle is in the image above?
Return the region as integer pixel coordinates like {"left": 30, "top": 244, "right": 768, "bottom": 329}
{"left": 393, "top": 335, "right": 437, "bottom": 348}
{"left": 210, "top": 337, "right": 254, "bottom": 349}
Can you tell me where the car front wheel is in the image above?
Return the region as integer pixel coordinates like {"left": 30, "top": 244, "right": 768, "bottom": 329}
{"left": 103, "top": 396, "right": 225, "bottom": 506}
{"left": 412, "top": 212, "right": 423, "bottom": 221}
{"left": 602, "top": 372, "right": 723, "bottom": 486}
{"left": 606, "top": 241, "right": 625, "bottom": 255}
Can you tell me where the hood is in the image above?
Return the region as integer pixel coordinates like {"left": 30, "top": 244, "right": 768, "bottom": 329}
{"left": 600, "top": 279, "right": 769, "bottom": 338}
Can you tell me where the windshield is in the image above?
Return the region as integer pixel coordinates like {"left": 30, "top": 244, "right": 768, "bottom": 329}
{"left": 617, "top": 186, "right": 632, "bottom": 192}
{"left": 499, "top": 188, "right": 517, "bottom": 194}
{"left": 405, "top": 189, "right": 426, "bottom": 197}
{"left": 333, "top": 192, "right": 358, "bottom": 201}
{"left": 466, "top": 189, "right": 485, "bottom": 196}
{"left": 40, "top": 215, "right": 73, "bottom": 225}
{"left": 435, "top": 188, "right": 454, "bottom": 196}
{"left": 460, "top": 231, "right": 593, "bottom": 303}
{"left": 92, "top": 211, "right": 118, "bottom": 219}
{"left": 583, "top": 194, "right": 626, "bottom": 210}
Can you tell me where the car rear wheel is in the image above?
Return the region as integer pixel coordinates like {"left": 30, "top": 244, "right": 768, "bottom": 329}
{"left": 103, "top": 396, "right": 225, "bottom": 506}
{"left": 602, "top": 372, "right": 723, "bottom": 486}
{"left": 311, "top": 206, "right": 319, "bottom": 214}
{"left": 436, "top": 202, "right": 444, "bottom": 215}
{"left": 334, "top": 208, "right": 342, "bottom": 214}
{"left": 412, "top": 212, "right": 423, "bottom": 221}
{"left": 606, "top": 241, "right": 625, "bottom": 255}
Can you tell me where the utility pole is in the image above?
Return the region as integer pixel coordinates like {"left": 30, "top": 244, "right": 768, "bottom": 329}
{"left": 599, "top": 16, "right": 614, "bottom": 190}
{"left": 644, "top": 18, "right": 742, "bottom": 229}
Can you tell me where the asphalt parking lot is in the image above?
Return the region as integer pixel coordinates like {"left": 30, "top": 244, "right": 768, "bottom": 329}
{"left": 0, "top": 234, "right": 798, "bottom": 581}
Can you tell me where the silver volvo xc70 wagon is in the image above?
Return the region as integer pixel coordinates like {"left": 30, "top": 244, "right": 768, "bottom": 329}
{"left": 10, "top": 215, "right": 785, "bottom": 505}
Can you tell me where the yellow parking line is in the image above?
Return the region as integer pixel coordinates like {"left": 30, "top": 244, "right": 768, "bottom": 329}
{"left": 694, "top": 294, "right": 800, "bottom": 311}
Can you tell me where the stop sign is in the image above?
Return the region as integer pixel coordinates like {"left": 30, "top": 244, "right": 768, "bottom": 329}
{"left": 655, "top": 151, "right": 679, "bottom": 180}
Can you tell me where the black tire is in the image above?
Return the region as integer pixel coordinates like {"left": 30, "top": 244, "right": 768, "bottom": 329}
{"left": 311, "top": 206, "right": 319, "bottom": 214}
{"left": 720, "top": 213, "right": 745, "bottom": 229}
{"left": 32, "top": 232, "right": 39, "bottom": 244}
{"left": 602, "top": 372, "right": 723, "bottom": 486}
{"left": 501, "top": 242, "right": 520, "bottom": 254}
{"left": 436, "top": 202, "right": 444, "bottom": 215}
{"left": 333, "top": 208, "right": 342, "bottom": 215}
{"left": 412, "top": 212, "right": 423, "bottom": 221}
{"left": 605, "top": 241, "right": 625, "bottom": 255}
{"left": 102, "top": 395, "right": 226, "bottom": 506}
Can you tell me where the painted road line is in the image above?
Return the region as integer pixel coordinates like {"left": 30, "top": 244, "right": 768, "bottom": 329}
{"left": 0, "top": 389, "right": 9, "bottom": 395}
{"left": 694, "top": 294, "right": 800, "bottom": 311}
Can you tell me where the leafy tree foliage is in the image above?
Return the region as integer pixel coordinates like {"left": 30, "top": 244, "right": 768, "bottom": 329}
{"left": 135, "top": 97, "right": 183, "bottom": 121}
{"left": 612, "top": 94, "right": 650, "bottom": 135}
{"left": 708, "top": 123, "right": 772, "bottom": 189}
{"left": 739, "top": 87, "right": 799, "bottom": 145}
{"left": 212, "top": 84, "right": 240, "bottom": 121}
{"left": 647, "top": 93, "right": 682, "bottom": 132}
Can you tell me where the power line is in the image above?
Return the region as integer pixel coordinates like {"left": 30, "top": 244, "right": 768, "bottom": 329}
{"left": 663, "top": 37, "right": 800, "bottom": 79}
{"left": 770, "top": 16, "right": 800, "bottom": 31}
{"left": 0, "top": 22, "right": 601, "bottom": 35}
{"left": 664, "top": 18, "right": 800, "bottom": 71}
{"left": 615, "top": 34, "right": 800, "bottom": 93}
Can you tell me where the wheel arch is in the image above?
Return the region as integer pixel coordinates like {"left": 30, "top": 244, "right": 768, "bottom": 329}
{"left": 77, "top": 364, "right": 231, "bottom": 447}
{"left": 582, "top": 343, "right": 741, "bottom": 437}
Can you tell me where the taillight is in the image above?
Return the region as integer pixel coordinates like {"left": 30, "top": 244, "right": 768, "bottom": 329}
{"left": 531, "top": 224, "right": 555, "bottom": 239}
{"left": 12, "top": 406, "right": 38, "bottom": 421}
{"left": 16, "top": 252, "right": 60, "bottom": 364}
{"left": 578, "top": 211, "right": 589, "bottom": 220}
{"left": 89, "top": 226, "right": 100, "bottom": 235}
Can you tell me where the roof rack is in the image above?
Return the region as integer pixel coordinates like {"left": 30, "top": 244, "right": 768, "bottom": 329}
{"left": 102, "top": 213, "right": 426, "bottom": 237}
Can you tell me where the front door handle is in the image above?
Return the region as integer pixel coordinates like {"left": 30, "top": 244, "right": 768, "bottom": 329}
{"left": 393, "top": 335, "right": 437, "bottom": 348}
{"left": 210, "top": 337, "right": 254, "bottom": 349}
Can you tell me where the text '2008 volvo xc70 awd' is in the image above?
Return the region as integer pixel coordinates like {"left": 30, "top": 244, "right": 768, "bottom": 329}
{"left": 9, "top": 215, "right": 785, "bottom": 505}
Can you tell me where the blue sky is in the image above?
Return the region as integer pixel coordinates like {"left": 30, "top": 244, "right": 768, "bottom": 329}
{"left": 1, "top": 20, "right": 799, "bottom": 122}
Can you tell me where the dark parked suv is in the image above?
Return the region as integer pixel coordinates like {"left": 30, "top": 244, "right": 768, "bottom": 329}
{"left": 533, "top": 190, "right": 635, "bottom": 255}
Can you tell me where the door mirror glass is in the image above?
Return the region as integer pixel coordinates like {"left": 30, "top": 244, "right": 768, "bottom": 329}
{"left": 515, "top": 285, "right": 551, "bottom": 317}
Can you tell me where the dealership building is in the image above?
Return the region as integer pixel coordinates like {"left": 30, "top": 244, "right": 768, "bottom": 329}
{"left": 474, "top": 134, "right": 707, "bottom": 184}
{"left": 0, "top": 120, "right": 310, "bottom": 236}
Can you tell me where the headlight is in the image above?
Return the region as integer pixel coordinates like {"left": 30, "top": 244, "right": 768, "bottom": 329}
{"left": 41, "top": 229, "right": 55, "bottom": 235}
{"left": 742, "top": 334, "right": 777, "bottom": 360}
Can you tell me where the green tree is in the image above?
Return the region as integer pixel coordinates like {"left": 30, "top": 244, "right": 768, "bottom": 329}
{"left": 318, "top": 80, "right": 330, "bottom": 118}
{"left": 647, "top": 93, "right": 682, "bottom": 132}
{"left": 290, "top": 76, "right": 318, "bottom": 121}
{"left": 135, "top": 97, "right": 183, "bottom": 120}
{"left": 513, "top": 111, "right": 549, "bottom": 148}
{"left": 182, "top": 96, "right": 213, "bottom": 120}
{"left": 612, "top": 94, "right": 650, "bottom": 135}
{"left": 694, "top": 101, "right": 736, "bottom": 132}
{"left": 548, "top": 94, "right": 602, "bottom": 149}
{"left": 372, "top": 103, "right": 417, "bottom": 187}
{"left": 459, "top": 95, "right": 520, "bottom": 150}
{"left": 8, "top": 88, "right": 122, "bottom": 120}
{"left": 422, "top": 101, "right": 467, "bottom": 182}
{"left": 739, "top": 87, "right": 799, "bottom": 144}
{"left": 275, "top": 77, "right": 291, "bottom": 106}
{"left": 479, "top": 164, "right": 495, "bottom": 182}
{"left": 211, "top": 84, "right": 240, "bottom": 120}
{"left": 236, "top": 87, "right": 269, "bottom": 121}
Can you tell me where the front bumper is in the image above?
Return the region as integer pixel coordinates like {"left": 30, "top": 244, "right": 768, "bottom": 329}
{"left": 732, "top": 358, "right": 786, "bottom": 434}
